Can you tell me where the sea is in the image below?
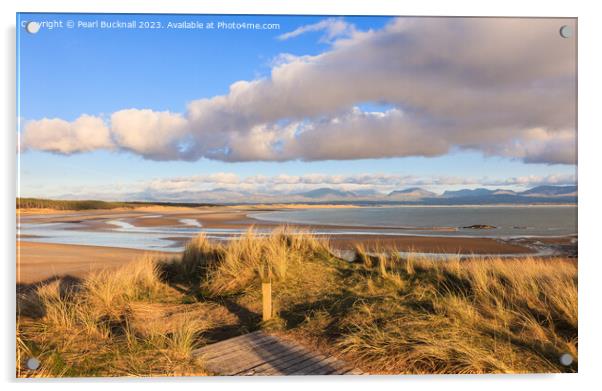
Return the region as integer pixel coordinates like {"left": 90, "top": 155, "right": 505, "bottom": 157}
{"left": 249, "top": 205, "right": 577, "bottom": 238}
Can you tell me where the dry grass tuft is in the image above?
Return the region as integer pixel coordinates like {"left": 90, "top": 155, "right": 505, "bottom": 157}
{"left": 16, "top": 256, "right": 208, "bottom": 377}
{"left": 178, "top": 227, "right": 333, "bottom": 296}
{"left": 329, "top": 254, "right": 578, "bottom": 374}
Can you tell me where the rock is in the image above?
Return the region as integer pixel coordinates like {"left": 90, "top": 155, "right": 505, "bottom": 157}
{"left": 461, "top": 224, "right": 497, "bottom": 230}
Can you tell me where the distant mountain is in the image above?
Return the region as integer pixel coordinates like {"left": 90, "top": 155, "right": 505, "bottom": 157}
{"left": 112, "top": 185, "right": 577, "bottom": 205}
{"left": 388, "top": 187, "right": 436, "bottom": 199}
{"left": 428, "top": 185, "right": 577, "bottom": 205}
{"left": 132, "top": 189, "right": 252, "bottom": 204}
{"left": 520, "top": 185, "right": 577, "bottom": 197}
{"left": 442, "top": 188, "right": 495, "bottom": 198}
{"left": 491, "top": 189, "right": 518, "bottom": 196}
{"left": 353, "top": 188, "right": 381, "bottom": 197}
{"left": 297, "top": 188, "right": 356, "bottom": 199}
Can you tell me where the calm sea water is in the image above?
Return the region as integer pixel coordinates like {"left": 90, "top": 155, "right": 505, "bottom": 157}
{"left": 249, "top": 206, "right": 577, "bottom": 238}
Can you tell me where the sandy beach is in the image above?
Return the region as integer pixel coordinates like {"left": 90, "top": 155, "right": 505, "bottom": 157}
{"left": 17, "top": 241, "right": 171, "bottom": 285}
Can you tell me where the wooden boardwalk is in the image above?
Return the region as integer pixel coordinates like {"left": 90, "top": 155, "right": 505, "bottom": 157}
{"left": 193, "top": 331, "right": 366, "bottom": 376}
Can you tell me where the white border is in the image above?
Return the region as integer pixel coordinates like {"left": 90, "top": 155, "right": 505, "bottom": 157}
{"left": 2, "top": 1, "right": 601, "bottom": 390}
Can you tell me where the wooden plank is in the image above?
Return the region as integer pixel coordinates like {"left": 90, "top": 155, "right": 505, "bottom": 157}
{"left": 279, "top": 353, "right": 330, "bottom": 374}
{"left": 208, "top": 336, "right": 285, "bottom": 361}
{"left": 195, "top": 333, "right": 278, "bottom": 360}
{"left": 193, "top": 332, "right": 262, "bottom": 357}
{"left": 310, "top": 357, "right": 354, "bottom": 375}
{"left": 220, "top": 340, "right": 310, "bottom": 375}
{"left": 288, "top": 356, "right": 339, "bottom": 375}
{"left": 197, "top": 334, "right": 278, "bottom": 361}
{"left": 237, "top": 345, "right": 311, "bottom": 375}
{"left": 236, "top": 344, "right": 312, "bottom": 375}
{"left": 206, "top": 340, "right": 292, "bottom": 374}
{"left": 263, "top": 353, "right": 361, "bottom": 376}
{"left": 196, "top": 330, "right": 366, "bottom": 376}
{"left": 193, "top": 330, "right": 264, "bottom": 355}
{"left": 235, "top": 345, "right": 306, "bottom": 374}
{"left": 307, "top": 356, "right": 353, "bottom": 375}
{"left": 250, "top": 349, "right": 319, "bottom": 375}
{"left": 198, "top": 330, "right": 263, "bottom": 348}
{"left": 220, "top": 346, "right": 291, "bottom": 374}
{"left": 200, "top": 336, "right": 280, "bottom": 366}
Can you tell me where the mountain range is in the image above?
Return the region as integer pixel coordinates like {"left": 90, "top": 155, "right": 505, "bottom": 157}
{"left": 115, "top": 185, "right": 577, "bottom": 205}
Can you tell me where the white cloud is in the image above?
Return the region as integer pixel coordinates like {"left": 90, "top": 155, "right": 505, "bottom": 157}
{"left": 21, "top": 115, "right": 113, "bottom": 154}
{"left": 140, "top": 172, "right": 577, "bottom": 195}
{"left": 22, "top": 17, "right": 576, "bottom": 165}
{"left": 480, "top": 173, "right": 576, "bottom": 187}
{"left": 33, "top": 171, "right": 576, "bottom": 201}
{"left": 110, "top": 109, "right": 189, "bottom": 160}
{"left": 277, "top": 18, "right": 356, "bottom": 42}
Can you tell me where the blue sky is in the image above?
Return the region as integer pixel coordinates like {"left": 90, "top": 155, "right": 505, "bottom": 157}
{"left": 17, "top": 13, "right": 577, "bottom": 200}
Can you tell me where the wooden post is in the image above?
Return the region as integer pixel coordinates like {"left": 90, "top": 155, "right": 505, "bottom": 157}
{"left": 262, "top": 281, "right": 272, "bottom": 321}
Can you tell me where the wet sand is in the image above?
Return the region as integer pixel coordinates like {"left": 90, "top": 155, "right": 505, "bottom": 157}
{"left": 161, "top": 233, "right": 535, "bottom": 254}
{"left": 328, "top": 235, "right": 534, "bottom": 254}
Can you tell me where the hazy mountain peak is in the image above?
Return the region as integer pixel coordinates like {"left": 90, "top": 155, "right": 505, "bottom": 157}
{"left": 520, "top": 185, "right": 577, "bottom": 196}
{"left": 298, "top": 187, "right": 356, "bottom": 199}
{"left": 388, "top": 187, "right": 436, "bottom": 198}
{"left": 442, "top": 188, "right": 494, "bottom": 198}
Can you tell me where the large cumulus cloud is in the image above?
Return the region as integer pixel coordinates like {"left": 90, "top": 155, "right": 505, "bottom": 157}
{"left": 21, "top": 17, "right": 576, "bottom": 164}
{"left": 22, "top": 114, "right": 113, "bottom": 154}
{"left": 110, "top": 109, "right": 189, "bottom": 160}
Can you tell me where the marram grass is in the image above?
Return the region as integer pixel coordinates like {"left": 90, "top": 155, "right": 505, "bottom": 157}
{"left": 17, "top": 228, "right": 577, "bottom": 376}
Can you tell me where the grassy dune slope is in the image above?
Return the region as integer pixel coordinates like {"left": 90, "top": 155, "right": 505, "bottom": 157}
{"left": 17, "top": 228, "right": 577, "bottom": 377}
{"left": 17, "top": 257, "right": 212, "bottom": 377}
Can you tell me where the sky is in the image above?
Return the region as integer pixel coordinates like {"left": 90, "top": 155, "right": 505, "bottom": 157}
{"left": 17, "top": 13, "right": 577, "bottom": 201}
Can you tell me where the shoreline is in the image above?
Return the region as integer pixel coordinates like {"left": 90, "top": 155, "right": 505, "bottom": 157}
{"left": 18, "top": 204, "right": 577, "bottom": 247}
{"left": 17, "top": 205, "right": 577, "bottom": 284}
